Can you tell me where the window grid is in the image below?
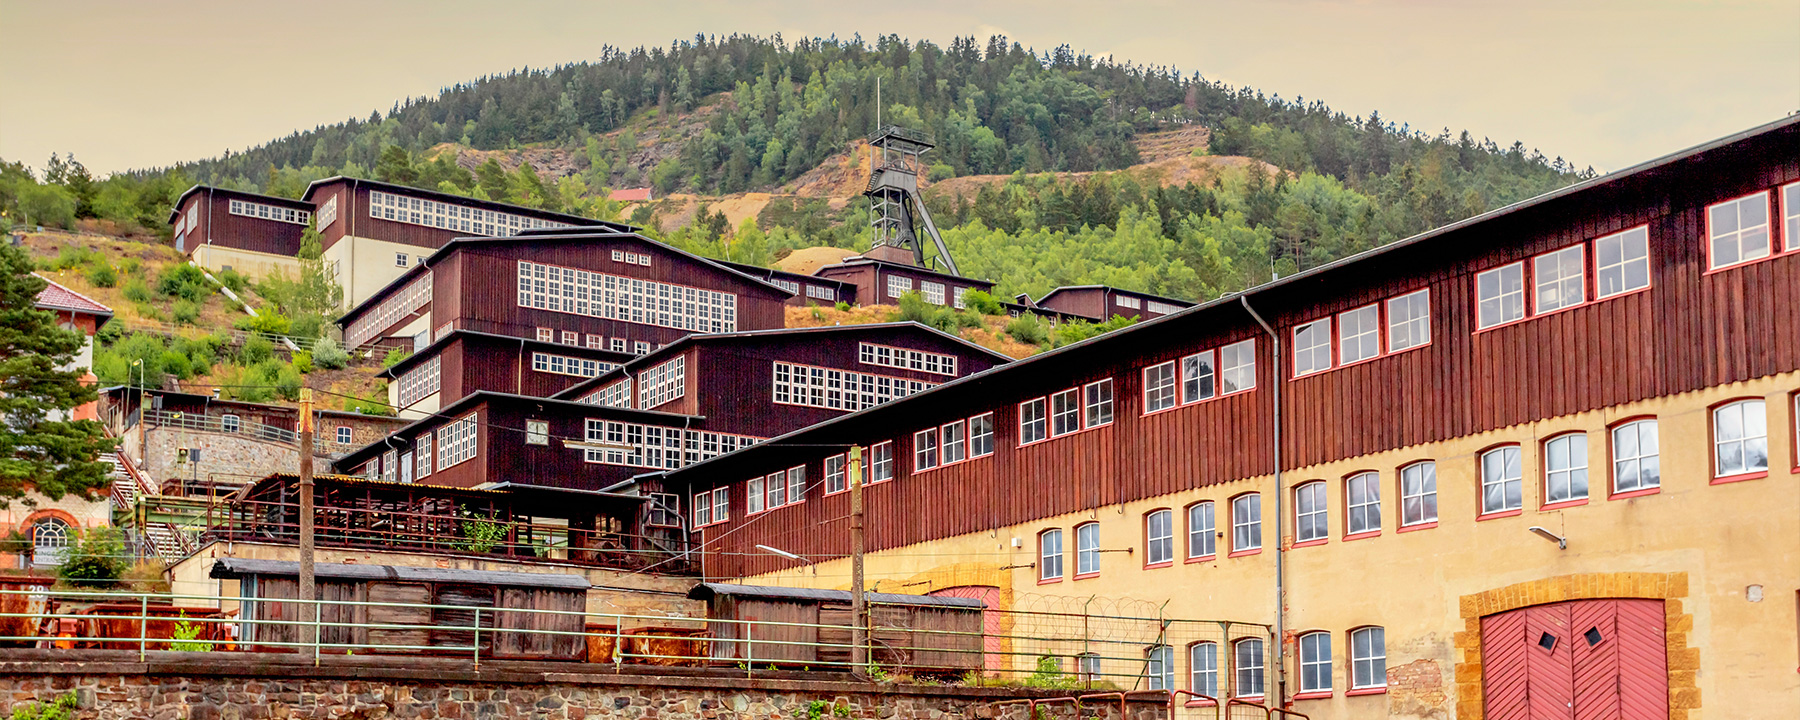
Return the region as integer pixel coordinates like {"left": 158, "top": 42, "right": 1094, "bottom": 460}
{"left": 824, "top": 454, "right": 847, "bottom": 494}
{"left": 1143, "top": 362, "right": 1177, "bottom": 413}
{"left": 1084, "top": 379, "right": 1114, "bottom": 428}
{"left": 773, "top": 362, "right": 935, "bottom": 412}
{"left": 1594, "top": 227, "right": 1651, "bottom": 299}
{"left": 886, "top": 275, "right": 913, "bottom": 298}
{"left": 1346, "top": 472, "right": 1381, "bottom": 535}
{"left": 1544, "top": 434, "right": 1589, "bottom": 505}
{"left": 941, "top": 420, "right": 967, "bottom": 464}
{"left": 969, "top": 413, "right": 995, "bottom": 457}
{"left": 1019, "top": 398, "right": 1048, "bottom": 445}
{"left": 227, "top": 199, "right": 312, "bottom": 226}
{"left": 1298, "top": 632, "right": 1332, "bottom": 693}
{"left": 1386, "top": 289, "right": 1431, "bottom": 351}
{"left": 221, "top": 414, "right": 240, "bottom": 433}
{"left": 396, "top": 356, "right": 442, "bottom": 407}
{"left": 345, "top": 273, "right": 433, "bottom": 348}
{"left": 1146, "top": 645, "right": 1175, "bottom": 691}
{"left": 920, "top": 281, "right": 946, "bottom": 305}
{"left": 581, "top": 379, "right": 633, "bottom": 408}
{"left": 1351, "top": 627, "right": 1386, "bottom": 690}
{"left": 583, "top": 419, "right": 760, "bottom": 470}
{"left": 516, "top": 260, "right": 738, "bottom": 334}
{"left": 1235, "top": 639, "right": 1266, "bottom": 697}
{"left": 1231, "top": 494, "right": 1261, "bottom": 553}
{"left": 1075, "top": 523, "right": 1101, "bottom": 576}
{"left": 531, "top": 352, "right": 615, "bottom": 378}
{"left": 1219, "top": 340, "right": 1257, "bottom": 393}
{"left": 1785, "top": 182, "right": 1800, "bottom": 252}
{"left": 1476, "top": 263, "right": 1526, "bottom": 329}
{"left": 1293, "top": 319, "right": 1333, "bottom": 376}
{"left": 637, "top": 356, "right": 686, "bottom": 409}
{"left": 1187, "top": 502, "right": 1216, "bottom": 559}
{"left": 1706, "top": 192, "right": 1772, "bottom": 270}
{"left": 437, "top": 414, "right": 477, "bottom": 470}
{"left": 1400, "top": 461, "right": 1437, "bottom": 527}
{"left": 913, "top": 428, "right": 940, "bottom": 471}
{"left": 858, "top": 343, "right": 959, "bottom": 376}
{"left": 1481, "top": 446, "right": 1523, "bottom": 515}
{"left": 1181, "top": 350, "right": 1216, "bottom": 404}
{"left": 370, "top": 190, "right": 573, "bottom": 236}
{"left": 870, "top": 442, "right": 893, "bottom": 483}
{"left": 1050, "top": 389, "right": 1080, "bottom": 437}
{"left": 1145, "top": 510, "right": 1173, "bottom": 565}
{"left": 1712, "top": 399, "right": 1767, "bottom": 478}
{"left": 746, "top": 477, "right": 765, "bottom": 514}
{"left": 1040, "top": 529, "right": 1064, "bottom": 581}
{"left": 336, "top": 426, "right": 353, "bottom": 445}
{"left": 1189, "top": 643, "right": 1219, "bottom": 698}
{"left": 1295, "top": 482, "right": 1328, "bottom": 543}
{"left": 1337, "top": 305, "right": 1381, "bottom": 365}
{"left": 1611, "top": 419, "right": 1660, "bottom": 494}
{"left": 1533, "top": 246, "right": 1586, "bottom": 314}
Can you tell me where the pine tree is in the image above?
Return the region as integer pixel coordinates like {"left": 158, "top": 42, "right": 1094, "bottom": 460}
{"left": 0, "top": 244, "right": 116, "bottom": 504}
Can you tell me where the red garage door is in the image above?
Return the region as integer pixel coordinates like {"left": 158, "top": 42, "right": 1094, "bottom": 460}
{"left": 1482, "top": 599, "right": 1669, "bottom": 720}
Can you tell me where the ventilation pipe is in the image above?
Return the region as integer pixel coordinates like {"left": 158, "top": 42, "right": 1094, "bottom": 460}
{"left": 1239, "top": 294, "right": 1287, "bottom": 707}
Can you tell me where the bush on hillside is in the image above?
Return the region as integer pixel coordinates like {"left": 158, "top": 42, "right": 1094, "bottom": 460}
{"left": 240, "top": 334, "right": 274, "bottom": 364}
{"left": 121, "top": 278, "right": 151, "bottom": 303}
{"left": 86, "top": 261, "right": 117, "bottom": 288}
{"left": 1005, "top": 314, "right": 1050, "bottom": 346}
{"left": 382, "top": 347, "right": 412, "bottom": 368}
{"left": 291, "top": 350, "right": 313, "bottom": 374}
{"left": 57, "top": 527, "right": 129, "bottom": 589}
{"left": 215, "top": 267, "right": 249, "bottom": 293}
{"left": 172, "top": 300, "right": 199, "bottom": 325}
{"left": 233, "top": 305, "right": 291, "bottom": 336}
{"left": 157, "top": 264, "right": 210, "bottom": 301}
{"left": 960, "top": 290, "right": 1005, "bottom": 316}
{"left": 158, "top": 349, "right": 193, "bottom": 379}
{"left": 312, "top": 337, "right": 349, "bottom": 370}
{"left": 1053, "top": 315, "right": 1138, "bottom": 347}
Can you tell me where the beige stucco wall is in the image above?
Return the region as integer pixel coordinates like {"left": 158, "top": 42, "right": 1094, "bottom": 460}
{"left": 739, "top": 374, "right": 1800, "bottom": 719}
{"left": 138, "top": 426, "right": 338, "bottom": 490}
{"left": 325, "top": 235, "right": 430, "bottom": 309}
{"left": 192, "top": 245, "right": 302, "bottom": 285}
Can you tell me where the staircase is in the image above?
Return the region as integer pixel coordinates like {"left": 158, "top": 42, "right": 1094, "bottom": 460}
{"left": 103, "top": 450, "right": 194, "bottom": 563}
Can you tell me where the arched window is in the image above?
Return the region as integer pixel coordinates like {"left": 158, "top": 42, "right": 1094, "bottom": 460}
{"left": 1145, "top": 644, "right": 1174, "bottom": 690}
{"left": 1234, "top": 638, "right": 1266, "bottom": 697}
{"left": 1480, "top": 446, "right": 1522, "bottom": 515}
{"left": 1038, "top": 529, "right": 1064, "bottom": 582}
{"left": 1400, "top": 461, "right": 1437, "bottom": 526}
{"left": 1231, "top": 494, "right": 1261, "bottom": 553}
{"left": 1610, "top": 419, "right": 1660, "bottom": 494}
{"left": 1712, "top": 399, "right": 1767, "bottom": 478}
{"left": 1186, "top": 502, "right": 1216, "bottom": 559}
{"left": 1298, "top": 631, "right": 1333, "bottom": 694}
{"left": 1350, "top": 627, "right": 1387, "bottom": 689}
{"left": 30, "top": 517, "right": 72, "bottom": 567}
{"left": 1075, "top": 523, "right": 1101, "bottom": 576}
{"left": 1189, "top": 642, "right": 1219, "bottom": 698}
{"left": 220, "top": 414, "right": 241, "bottom": 433}
{"left": 1345, "top": 472, "right": 1381, "bottom": 535}
{"left": 1144, "top": 509, "right": 1173, "bottom": 565}
{"left": 1294, "top": 482, "right": 1328, "bottom": 543}
{"left": 1543, "top": 433, "right": 1589, "bottom": 504}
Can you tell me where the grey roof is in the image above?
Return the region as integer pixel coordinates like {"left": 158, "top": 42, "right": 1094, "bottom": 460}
{"left": 688, "top": 582, "right": 986, "bottom": 609}
{"left": 208, "top": 558, "right": 591, "bottom": 590}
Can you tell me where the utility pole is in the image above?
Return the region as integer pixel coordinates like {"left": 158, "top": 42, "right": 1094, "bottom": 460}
{"left": 848, "top": 445, "right": 867, "bottom": 677}
{"left": 297, "top": 389, "right": 316, "bottom": 645}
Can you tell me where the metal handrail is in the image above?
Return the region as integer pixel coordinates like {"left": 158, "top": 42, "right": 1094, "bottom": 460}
{"left": 142, "top": 410, "right": 360, "bottom": 455}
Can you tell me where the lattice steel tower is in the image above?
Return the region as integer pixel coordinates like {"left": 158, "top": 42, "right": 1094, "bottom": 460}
{"left": 863, "top": 124, "right": 959, "bottom": 275}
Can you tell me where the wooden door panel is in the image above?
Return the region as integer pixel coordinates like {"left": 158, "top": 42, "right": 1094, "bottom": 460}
{"left": 1614, "top": 599, "right": 1669, "bottom": 719}
{"left": 1569, "top": 600, "right": 1621, "bottom": 720}
{"left": 1524, "top": 605, "right": 1576, "bottom": 720}
{"left": 1482, "top": 608, "right": 1532, "bottom": 720}
{"left": 1485, "top": 599, "right": 1668, "bottom": 720}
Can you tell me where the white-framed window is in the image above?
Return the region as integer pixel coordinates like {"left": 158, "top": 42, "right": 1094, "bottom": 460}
{"left": 1712, "top": 399, "right": 1767, "bottom": 477}
{"left": 525, "top": 419, "right": 549, "bottom": 445}
{"left": 787, "top": 466, "right": 806, "bottom": 503}
{"left": 637, "top": 356, "right": 687, "bottom": 409}
{"left": 1298, "top": 632, "right": 1332, "bottom": 693}
{"left": 634, "top": 341, "right": 651, "bottom": 355}
{"left": 1784, "top": 181, "right": 1800, "bottom": 252}
{"left": 399, "top": 452, "right": 414, "bottom": 483}
{"left": 858, "top": 343, "right": 958, "bottom": 376}
{"left": 913, "top": 428, "right": 940, "bottom": 471}
{"left": 1116, "top": 295, "right": 1142, "bottom": 310}
{"left": 396, "top": 356, "right": 442, "bottom": 407}
{"left": 920, "top": 281, "right": 946, "bottom": 305}
{"left": 394, "top": 252, "right": 409, "bottom": 268}
{"left": 825, "top": 454, "right": 847, "bottom": 494}
{"left": 1084, "top": 379, "right": 1114, "bottom": 427}
{"left": 772, "top": 361, "right": 937, "bottom": 411}
{"left": 1480, "top": 446, "right": 1522, "bottom": 514}
{"left": 1019, "top": 398, "right": 1047, "bottom": 444}
{"left": 561, "top": 331, "right": 578, "bottom": 346}
{"left": 1220, "top": 339, "right": 1256, "bottom": 393}
{"left": 1187, "top": 501, "right": 1215, "bottom": 559}
{"left": 381, "top": 451, "right": 398, "bottom": 482}
{"left": 585, "top": 334, "right": 602, "bottom": 349}
{"left": 1350, "top": 627, "right": 1386, "bottom": 690}
{"left": 343, "top": 272, "right": 434, "bottom": 348}
{"left": 1147, "top": 300, "right": 1183, "bottom": 315}
{"left": 710, "top": 488, "right": 729, "bottom": 524}
{"left": 969, "top": 413, "right": 995, "bottom": 457}
{"left": 1400, "top": 461, "right": 1437, "bottom": 526}
{"left": 1338, "top": 304, "right": 1381, "bottom": 364}
{"left": 368, "top": 191, "right": 573, "bottom": 236}
{"left": 746, "top": 476, "right": 765, "bottom": 514}
{"left": 1595, "top": 227, "right": 1651, "bottom": 298}
{"left": 336, "top": 426, "right": 353, "bottom": 445}
{"left": 1145, "top": 509, "right": 1173, "bottom": 565}
{"left": 1235, "top": 638, "right": 1266, "bottom": 697}
{"left": 1231, "top": 494, "right": 1261, "bottom": 552}
{"left": 537, "top": 327, "right": 554, "bottom": 342}
{"left": 227, "top": 198, "right": 311, "bottom": 225}
{"left": 871, "top": 441, "right": 893, "bottom": 482}
{"left": 1611, "top": 419, "right": 1659, "bottom": 494}
{"left": 1075, "top": 522, "right": 1101, "bottom": 575}
{"left": 531, "top": 353, "right": 612, "bottom": 378}
{"left": 952, "top": 286, "right": 969, "bottom": 308}
{"left": 1534, "top": 245, "right": 1586, "bottom": 313}
{"left": 646, "top": 493, "right": 681, "bottom": 527}
{"left": 1190, "top": 642, "right": 1219, "bottom": 698}
{"left": 1146, "top": 645, "right": 1175, "bottom": 691}
{"left": 1143, "top": 361, "right": 1177, "bottom": 413}
{"left": 1707, "top": 191, "right": 1772, "bottom": 270}
{"left": 692, "top": 491, "right": 713, "bottom": 527}
{"left": 765, "top": 471, "right": 787, "bottom": 508}
{"left": 1293, "top": 318, "right": 1333, "bottom": 376}
{"left": 1544, "top": 433, "right": 1589, "bottom": 504}
{"left": 611, "top": 338, "right": 627, "bottom": 353}
{"left": 29, "top": 517, "right": 72, "bottom": 567}
{"left": 438, "top": 413, "right": 477, "bottom": 470}
{"left": 1181, "top": 350, "right": 1215, "bottom": 403}
{"left": 1050, "top": 388, "right": 1080, "bottom": 436}
{"left": 1077, "top": 653, "right": 1102, "bottom": 682}
{"left": 516, "top": 259, "right": 739, "bottom": 334}
{"left": 1476, "top": 262, "right": 1526, "bottom": 329}
{"left": 1386, "top": 289, "right": 1431, "bottom": 351}
{"left": 221, "top": 414, "right": 240, "bottom": 433}
{"left": 1346, "top": 472, "right": 1381, "bottom": 535}
{"left": 941, "top": 420, "right": 967, "bottom": 464}
{"left": 416, "top": 432, "right": 431, "bottom": 478}
{"left": 1295, "top": 482, "right": 1328, "bottom": 543}
{"left": 887, "top": 275, "right": 913, "bottom": 298}
{"left": 1040, "top": 529, "right": 1064, "bottom": 581}
{"left": 316, "top": 195, "right": 338, "bottom": 230}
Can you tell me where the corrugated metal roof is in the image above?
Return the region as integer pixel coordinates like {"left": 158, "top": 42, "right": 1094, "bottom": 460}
{"left": 208, "top": 558, "right": 591, "bottom": 589}
{"left": 688, "top": 582, "right": 986, "bottom": 608}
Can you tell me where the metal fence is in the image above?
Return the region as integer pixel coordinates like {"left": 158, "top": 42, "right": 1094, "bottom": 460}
{"left": 142, "top": 409, "right": 360, "bottom": 455}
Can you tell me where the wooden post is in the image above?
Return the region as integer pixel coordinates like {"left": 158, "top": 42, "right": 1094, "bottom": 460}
{"left": 297, "top": 389, "right": 316, "bottom": 648}
{"left": 848, "top": 446, "right": 867, "bottom": 677}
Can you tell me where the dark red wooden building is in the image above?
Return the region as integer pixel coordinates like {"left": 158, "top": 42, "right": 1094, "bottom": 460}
{"left": 812, "top": 258, "right": 996, "bottom": 309}
{"left": 168, "top": 186, "right": 315, "bottom": 257}
{"left": 381, "top": 329, "right": 637, "bottom": 415}
{"left": 1019, "top": 285, "right": 1196, "bottom": 322}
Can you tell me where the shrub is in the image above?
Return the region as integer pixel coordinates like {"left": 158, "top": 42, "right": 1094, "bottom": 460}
{"left": 170, "top": 613, "right": 214, "bottom": 652}
{"left": 95, "top": 318, "right": 122, "bottom": 345}
{"left": 960, "top": 290, "right": 1005, "bottom": 316}
{"left": 119, "top": 257, "right": 141, "bottom": 276}
{"left": 172, "top": 299, "right": 200, "bottom": 325}
{"left": 311, "top": 337, "right": 349, "bottom": 370}
{"left": 835, "top": 300, "right": 851, "bottom": 312}
{"left": 9, "top": 692, "right": 78, "bottom": 720}
{"left": 1005, "top": 314, "right": 1051, "bottom": 346}
{"left": 240, "top": 334, "right": 274, "bottom": 364}
{"left": 288, "top": 313, "right": 325, "bottom": 340}
{"left": 121, "top": 278, "right": 151, "bottom": 303}
{"left": 57, "top": 527, "right": 129, "bottom": 589}
{"left": 271, "top": 363, "right": 303, "bottom": 400}
{"left": 159, "top": 349, "right": 193, "bottom": 379}
{"left": 50, "top": 245, "right": 96, "bottom": 270}
{"left": 215, "top": 267, "right": 249, "bottom": 293}
{"left": 382, "top": 347, "right": 413, "bottom": 368}
{"left": 233, "top": 305, "right": 291, "bottom": 336}
{"left": 926, "top": 162, "right": 956, "bottom": 182}
{"left": 157, "top": 263, "right": 210, "bottom": 301}
{"left": 342, "top": 384, "right": 394, "bottom": 416}
{"left": 291, "top": 350, "right": 314, "bottom": 374}
{"left": 1052, "top": 314, "right": 1139, "bottom": 347}
{"left": 86, "top": 261, "right": 117, "bottom": 288}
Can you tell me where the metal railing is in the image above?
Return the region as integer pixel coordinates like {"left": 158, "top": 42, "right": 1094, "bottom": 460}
{"left": 0, "top": 588, "right": 1269, "bottom": 693}
{"left": 141, "top": 409, "right": 360, "bottom": 455}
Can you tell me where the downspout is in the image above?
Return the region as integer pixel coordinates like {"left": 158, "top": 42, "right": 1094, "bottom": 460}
{"left": 517, "top": 338, "right": 526, "bottom": 394}
{"left": 205, "top": 188, "right": 214, "bottom": 246}
{"left": 1239, "top": 294, "right": 1286, "bottom": 708}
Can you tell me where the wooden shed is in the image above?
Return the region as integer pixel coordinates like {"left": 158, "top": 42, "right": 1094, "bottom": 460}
{"left": 688, "top": 582, "right": 985, "bottom": 673}
{"left": 211, "top": 558, "right": 588, "bottom": 661}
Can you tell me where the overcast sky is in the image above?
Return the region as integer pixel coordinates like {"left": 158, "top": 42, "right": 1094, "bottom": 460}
{"left": 1, "top": 0, "right": 1795, "bottom": 176}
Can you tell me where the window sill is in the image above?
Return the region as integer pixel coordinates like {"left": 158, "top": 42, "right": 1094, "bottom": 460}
{"left": 1608, "top": 487, "right": 1660, "bottom": 501}
{"left": 1711, "top": 470, "right": 1767, "bottom": 485}
{"left": 1073, "top": 572, "right": 1100, "bottom": 581}
{"left": 1228, "top": 548, "right": 1262, "bottom": 558}
{"left": 1233, "top": 695, "right": 1265, "bottom": 705}
{"left": 1182, "top": 700, "right": 1218, "bottom": 708}
{"left": 1346, "top": 687, "right": 1388, "bottom": 697}
{"left": 1539, "top": 498, "right": 1588, "bottom": 511}
{"left": 1036, "top": 577, "right": 1063, "bottom": 586}
{"left": 1703, "top": 249, "right": 1794, "bottom": 276}
{"left": 1343, "top": 530, "right": 1381, "bottom": 542}
{"left": 1143, "top": 561, "right": 1173, "bottom": 570}
{"left": 1291, "top": 538, "right": 1328, "bottom": 549}
{"left": 1184, "top": 555, "right": 1217, "bottom": 564}
{"left": 1398, "top": 521, "right": 1437, "bottom": 533}
{"left": 1477, "top": 509, "right": 1522, "bottom": 522}
{"left": 1291, "top": 691, "right": 1333, "bottom": 701}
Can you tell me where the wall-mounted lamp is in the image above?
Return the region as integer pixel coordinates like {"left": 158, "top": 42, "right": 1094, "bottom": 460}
{"left": 755, "top": 544, "right": 805, "bottom": 561}
{"left": 1527, "top": 526, "right": 1567, "bottom": 550}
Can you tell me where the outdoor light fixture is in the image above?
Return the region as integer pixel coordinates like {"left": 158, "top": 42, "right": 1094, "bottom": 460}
{"left": 1528, "top": 526, "right": 1567, "bottom": 550}
{"left": 755, "top": 544, "right": 804, "bottom": 561}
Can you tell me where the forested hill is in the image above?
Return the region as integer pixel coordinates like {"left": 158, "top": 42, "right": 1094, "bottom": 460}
{"left": 6, "top": 34, "right": 1591, "bottom": 302}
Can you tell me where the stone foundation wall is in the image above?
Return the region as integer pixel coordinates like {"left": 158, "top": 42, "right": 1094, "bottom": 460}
{"left": 0, "top": 652, "right": 1167, "bottom": 720}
